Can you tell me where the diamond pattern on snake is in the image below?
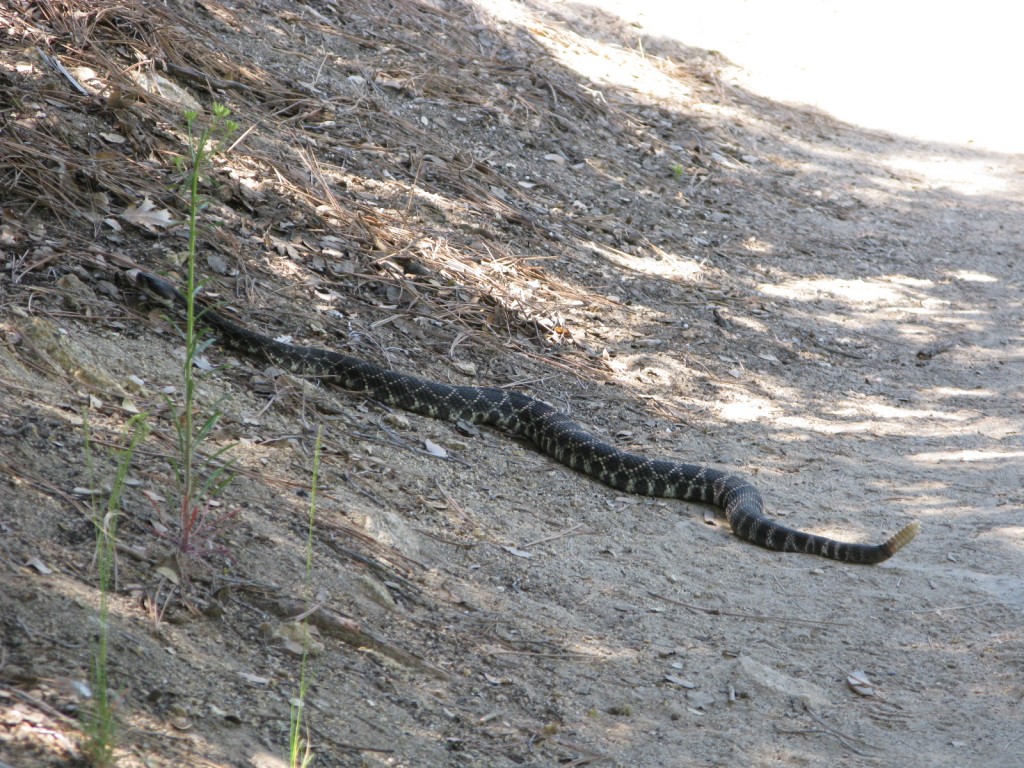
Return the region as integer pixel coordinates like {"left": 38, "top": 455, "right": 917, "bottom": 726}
{"left": 134, "top": 269, "right": 920, "bottom": 564}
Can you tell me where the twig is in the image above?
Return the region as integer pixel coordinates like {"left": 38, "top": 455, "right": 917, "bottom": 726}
{"left": 35, "top": 47, "right": 90, "bottom": 95}
{"left": 434, "top": 480, "right": 473, "bottom": 523}
{"left": 899, "top": 602, "right": 996, "bottom": 615}
{"left": 162, "top": 61, "right": 254, "bottom": 93}
{"left": 551, "top": 737, "right": 612, "bottom": 766}
{"left": 1003, "top": 732, "right": 1024, "bottom": 752}
{"left": 2, "top": 686, "right": 78, "bottom": 726}
{"left": 520, "top": 523, "right": 584, "bottom": 549}
{"left": 246, "top": 593, "right": 450, "bottom": 680}
{"left": 317, "top": 737, "right": 393, "bottom": 753}
{"left": 342, "top": 469, "right": 386, "bottom": 507}
{"left": 354, "top": 425, "right": 473, "bottom": 467}
{"left": 800, "top": 702, "right": 878, "bottom": 756}
{"left": 316, "top": 733, "right": 395, "bottom": 754}
{"left": 486, "top": 648, "right": 597, "bottom": 660}
{"left": 648, "top": 591, "right": 852, "bottom": 627}
{"left": 775, "top": 727, "right": 872, "bottom": 756}
{"left": 810, "top": 338, "right": 868, "bottom": 360}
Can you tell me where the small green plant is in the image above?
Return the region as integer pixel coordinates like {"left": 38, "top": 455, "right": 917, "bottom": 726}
{"left": 288, "top": 426, "right": 323, "bottom": 768}
{"left": 82, "top": 411, "right": 150, "bottom": 767}
{"left": 671, "top": 162, "right": 685, "bottom": 180}
{"left": 170, "top": 103, "right": 238, "bottom": 559}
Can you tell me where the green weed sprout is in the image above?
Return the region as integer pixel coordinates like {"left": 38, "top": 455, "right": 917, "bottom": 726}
{"left": 289, "top": 426, "right": 323, "bottom": 768}
{"left": 82, "top": 411, "right": 150, "bottom": 766}
{"left": 171, "top": 103, "right": 238, "bottom": 558}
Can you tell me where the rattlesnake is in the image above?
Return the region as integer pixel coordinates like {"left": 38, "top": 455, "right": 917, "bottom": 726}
{"left": 133, "top": 269, "right": 920, "bottom": 564}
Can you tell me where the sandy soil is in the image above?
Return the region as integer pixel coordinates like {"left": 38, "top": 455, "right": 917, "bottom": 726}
{"left": 1, "top": 1, "right": 1022, "bottom": 766}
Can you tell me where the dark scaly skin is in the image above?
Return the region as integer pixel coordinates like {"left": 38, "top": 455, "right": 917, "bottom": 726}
{"left": 134, "top": 270, "right": 920, "bottom": 564}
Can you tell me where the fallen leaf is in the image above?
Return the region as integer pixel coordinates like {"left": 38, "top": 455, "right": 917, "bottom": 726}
{"left": 192, "top": 354, "right": 214, "bottom": 372}
{"left": 269, "top": 621, "right": 325, "bottom": 656}
{"left": 686, "top": 690, "right": 716, "bottom": 710}
{"left": 121, "top": 198, "right": 175, "bottom": 231}
{"left": 238, "top": 672, "right": 269, "bottom": 686}
{"left": 385, "top": 412, "right": 410, "bottom": 429}
{"left": 451, "top": 360, "right": 477, "bottom": 376}
{"left": 502, "top": 545, "right": 533, "bottom": 559}
{"left": 423, "top": 438, "right": 447, "bottom": 458}
{"left": 207, "top": 253, "right": 231, "bottom": 275}
{"left": 25, "top": 556, "right": 53, "bottom": 575}
{"left": 664, "top": 675, "right": 696, "bottom": 688}
{"left": 375, "top": 75, "right": 406, "bottom": 90}
{"left": 847, "top": 669, "right": 875, "bottom": 697}
{"left": 141, "top": 488, "right": 165, "bottom": 504}
{"left": 154, "top": 554, "right": 181, "bottom": 585}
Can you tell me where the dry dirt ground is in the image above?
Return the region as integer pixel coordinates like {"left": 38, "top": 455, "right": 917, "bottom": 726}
{"left": 2, "top": 1, "right": 1023, "bottom": 766}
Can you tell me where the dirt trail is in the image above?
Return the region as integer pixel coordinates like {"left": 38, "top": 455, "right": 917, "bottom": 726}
{"left": 1, "top": 1, "right": 1022, "bottom": 766}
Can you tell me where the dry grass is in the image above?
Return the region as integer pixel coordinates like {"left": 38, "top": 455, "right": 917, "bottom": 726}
{"left": 1, "top": 0, "right": 641, "bottom": 374}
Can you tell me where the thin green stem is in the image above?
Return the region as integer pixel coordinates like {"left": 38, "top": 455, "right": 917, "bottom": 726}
{"left": 304, "top": 426, "right": 322, "bottom": 595}
{"left": 176, "top": 104, "right": 236, "bottom": 555}
{"left": 180, "top": 114, "right": 205, "bottom": 551}
{"left": 83, "top": 412, "right": 149, "bottom": 767}
{"left": 289, "top": 426, "right": 323, "bottom": 768}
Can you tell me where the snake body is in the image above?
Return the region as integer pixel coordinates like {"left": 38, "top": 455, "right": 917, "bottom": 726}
{"left": 135, "top": 270, "right": 919, "bottom": 564}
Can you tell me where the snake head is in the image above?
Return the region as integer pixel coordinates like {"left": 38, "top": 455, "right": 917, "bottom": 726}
{"left": 128, "top": 268, "right": 180, "bottom": 308}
